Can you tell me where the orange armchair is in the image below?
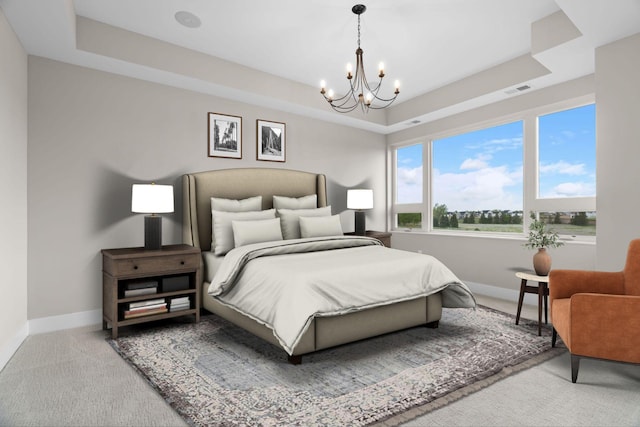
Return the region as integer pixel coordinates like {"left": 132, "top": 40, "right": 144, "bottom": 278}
{"left": 549, "top": 239, "right": 640, "bottom": 383}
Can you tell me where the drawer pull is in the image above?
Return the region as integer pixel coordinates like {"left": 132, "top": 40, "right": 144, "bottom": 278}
{"left": 133, "top": 265, "right": 138, "bottom": 270}
{"left": 180, "top": 261, "right": 185, "bottom": 265}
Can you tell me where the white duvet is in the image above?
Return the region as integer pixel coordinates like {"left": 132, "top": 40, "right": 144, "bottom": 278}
{"left": 208, "top": 236, "right": 476, "bottom": 354}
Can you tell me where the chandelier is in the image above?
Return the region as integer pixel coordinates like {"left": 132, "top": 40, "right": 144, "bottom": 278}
{"left": 320, "top": 4, "right": 400, "bottom": 113}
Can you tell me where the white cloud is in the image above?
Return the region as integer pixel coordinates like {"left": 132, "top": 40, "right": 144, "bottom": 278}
{"left": 539, "top": 161, "right": 586, "bottom": 175}
{"left": 396, "top": 166, "right": 423, "bottom": 204}
{"left": 432, "top": 165, "right": 522, "bottom": 211}
{"left": 466, "top": 137, "right": 522, "bottom": 154}
{"left": 460, "top": 154, "right": 491, "bottom": 170}
{"left": 543, "top": 182, "right": 596, "bottom": 198}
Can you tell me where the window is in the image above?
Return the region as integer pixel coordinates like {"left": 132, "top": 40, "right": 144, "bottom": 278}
{"left": 432, "top": 121, "right": 523, "bottom": 232}
{"left": 395, "top": 144, "right": 423, "bottom": 229}
{"left": 391, "top": 100, "right": 596, "bottom": 238}
{"left": 534, "top": 104, "right": 596, "bottom": 236}
{"left": 538, "top": 104, "right": 596, "bottom": 199}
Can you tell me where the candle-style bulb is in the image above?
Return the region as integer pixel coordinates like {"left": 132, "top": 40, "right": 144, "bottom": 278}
{"left": 346, "top": 63, "right": 353, "bottom": 79}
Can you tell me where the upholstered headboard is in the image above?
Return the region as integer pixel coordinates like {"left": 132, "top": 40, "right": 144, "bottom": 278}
{"left": 182, "top": 168, "right": 328, "bottom": 251}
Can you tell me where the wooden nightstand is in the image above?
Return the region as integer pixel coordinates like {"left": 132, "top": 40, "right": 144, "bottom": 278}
{"left": 345, "top": 230, "right": 392, "bottom": 248}
{"left": 102, "top": 244, "right": 201, "bottom": 339}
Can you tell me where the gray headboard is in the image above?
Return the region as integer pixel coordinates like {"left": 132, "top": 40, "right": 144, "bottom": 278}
{"left": 182, "top": 168, "right": 328, "bottom": 251}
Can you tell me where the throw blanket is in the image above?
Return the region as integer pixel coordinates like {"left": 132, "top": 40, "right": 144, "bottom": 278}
{"left": 209, "top": 236, "right": 476, "bottom": 354}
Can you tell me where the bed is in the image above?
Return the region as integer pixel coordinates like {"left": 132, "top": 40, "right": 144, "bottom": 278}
{"left": 182, "top": 167, "right": 475, "bottom": 363}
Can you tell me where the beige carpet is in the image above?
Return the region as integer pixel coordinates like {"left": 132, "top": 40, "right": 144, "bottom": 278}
{"left": 0, "top": 296, "right": 638, "bottom": 426}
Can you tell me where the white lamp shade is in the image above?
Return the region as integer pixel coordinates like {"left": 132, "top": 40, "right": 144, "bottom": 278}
{"left": 131, "top": 184, "right": 174, "bottom": 214}
{"left": 347, "top": 189, "right": 373, "bottom": 210}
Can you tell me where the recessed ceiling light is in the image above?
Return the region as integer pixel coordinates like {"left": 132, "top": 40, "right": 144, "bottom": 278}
{"left": 175, "top": 11, "right": 201, "bottom": 28}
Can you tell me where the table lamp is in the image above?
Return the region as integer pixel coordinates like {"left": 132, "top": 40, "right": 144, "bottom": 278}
{"left": 347, "top": 189, "right": 373, "bottom": 236}
{"left": 131, "top": 183, "right": 174, "bottom": 250}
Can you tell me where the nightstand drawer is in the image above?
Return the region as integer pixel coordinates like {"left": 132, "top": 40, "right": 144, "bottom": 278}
{"left": 112, "top": 254, "right": 199, "bottom": 276}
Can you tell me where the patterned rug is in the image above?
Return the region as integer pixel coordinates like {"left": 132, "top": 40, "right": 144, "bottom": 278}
{"left": 109, "top": 305, "right": 564, "bottom": 426}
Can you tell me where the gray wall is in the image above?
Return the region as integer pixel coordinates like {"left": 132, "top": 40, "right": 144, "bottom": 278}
{"left": 27, "top": 56, "right": 386, "bottom": 320}
{"left": 0, "top": 8, "right": 28, "bottom": 362}
{"left": 595, "top": 32, "right": 640, "bottom": 270}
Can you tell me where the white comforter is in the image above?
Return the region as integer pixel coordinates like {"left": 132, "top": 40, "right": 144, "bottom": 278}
{"left": 208, "top": 236, "right": 476, "bottom": 354}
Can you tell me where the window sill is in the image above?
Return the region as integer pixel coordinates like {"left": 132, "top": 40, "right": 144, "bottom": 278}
{"left": 391, "top": 229, "right": 596, "bottom": 245}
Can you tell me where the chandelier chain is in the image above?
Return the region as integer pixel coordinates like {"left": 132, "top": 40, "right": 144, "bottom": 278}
{"left": 357, "top": 14, "right": 361, "bottom": 49}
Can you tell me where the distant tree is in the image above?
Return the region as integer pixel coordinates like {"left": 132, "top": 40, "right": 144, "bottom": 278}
{"left": 450, "top": 213, "right": 459, "bottom": 228}
{"left": 501, "top": 210, "right": 512, "bottom": 224}
{"left": 439, "top": 214, "right": 450, "bottom": 228}
{"left": 553, "top": 212, "right": 562, "bottom": 224}
{"left": 511, "top": 213, "right": 522, "bottom": 224}
{"left": 433, "top": 203, "right": 448, "bottom": 228}
{"left": 571, "top": 211, "right": 588, "bottom": 226}
{"left": 468, "top": 211, "right": 476, "bottom": 224}
{"left": 480, "top": 212, "right": 487, "bottom": 224}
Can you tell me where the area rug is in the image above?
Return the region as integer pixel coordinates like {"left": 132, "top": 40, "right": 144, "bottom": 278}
{"left": 109, "top": 305, "right": 564, "bottom": 426}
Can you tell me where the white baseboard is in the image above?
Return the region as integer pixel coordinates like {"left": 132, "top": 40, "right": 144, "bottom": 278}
{"left": 465, "top": 281, "right": 540, "bottom": 307}
{"left": 0, "top": 322, "right": 29, "bottom": 372}
{"left": 29, "top": 309, "right": 102, "bottom": 335}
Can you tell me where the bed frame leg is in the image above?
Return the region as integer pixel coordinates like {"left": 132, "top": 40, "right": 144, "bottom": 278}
{"left": 287, "top": 355, "right": 302, "bottom": 365}
{"left": 425, "top": 320, "right": 439, "bottom": 329}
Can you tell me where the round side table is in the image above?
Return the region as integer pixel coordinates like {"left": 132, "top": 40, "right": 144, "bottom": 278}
{"left": 515, "top": 271, "right": 549, "bottom": 336}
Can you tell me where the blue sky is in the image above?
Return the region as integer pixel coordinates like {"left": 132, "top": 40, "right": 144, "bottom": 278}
{"left": 397, "top": 104, "right": 596, "bottom": 211}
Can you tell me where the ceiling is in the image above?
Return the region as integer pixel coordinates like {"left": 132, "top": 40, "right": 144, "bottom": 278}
{"left": 2, "top": 0, "right": 640, "bottom": 134}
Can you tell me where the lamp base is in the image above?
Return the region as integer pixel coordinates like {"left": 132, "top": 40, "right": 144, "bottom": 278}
{"left": 354, "top": 211, "right": 366, "bottom": 236}
{"left": 144, "top": 215, "right": 162, "bottom": 250}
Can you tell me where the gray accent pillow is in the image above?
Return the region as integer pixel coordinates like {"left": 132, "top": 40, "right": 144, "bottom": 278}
{"left": 212, "top": 209, "right": 276, "bottom": 255}
{"left": 232, "top": 218, "right": 283, "bottom": 248}
{"left": 299, "top": 214, "right": 344, "bottom": 238}
{"left": 273, "top": 194, "right": 317, "bottom": 210}
{"left": 277, "top": 206, "right": 332, "bottom": 240}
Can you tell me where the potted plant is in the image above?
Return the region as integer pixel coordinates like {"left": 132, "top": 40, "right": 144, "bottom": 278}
{"left": 523, "top": 212, "right": 564, "bottom": 276}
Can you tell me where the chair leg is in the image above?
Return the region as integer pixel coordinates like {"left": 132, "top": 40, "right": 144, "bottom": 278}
{"left": 571, "top": 354, "right": 580, "bottom": 383}
{"left": 552, "top": 327, "right": 557, "bottom": 347}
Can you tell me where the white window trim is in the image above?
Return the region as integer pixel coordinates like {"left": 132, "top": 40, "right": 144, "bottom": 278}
{"left": 390, "top": 95, "right": 596, "bottom": 240}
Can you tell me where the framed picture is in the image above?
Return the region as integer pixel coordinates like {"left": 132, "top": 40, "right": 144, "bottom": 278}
{"left": 208, "top": 112, "right": 242, "bottom": 159}
{"left": 257, "top": 119, "right": 286, "bottom": 162}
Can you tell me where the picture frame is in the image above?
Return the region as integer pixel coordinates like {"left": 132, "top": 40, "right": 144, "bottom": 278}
{"left": 208, "top": 112, "right": 242, "bottom": 159}
{"left": 256, "top": 119, "right": 286, "bottom": 162}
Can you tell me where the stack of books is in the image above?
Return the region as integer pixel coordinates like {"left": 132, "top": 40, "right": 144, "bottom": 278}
{"left": 169, "top": 296, "right": 191, "bottom": 312}
{"left": 123, "top": 298, "right": 167, "bottom": 319}
{"left": 124, "top": 280, "right": 158, "bottom": 297}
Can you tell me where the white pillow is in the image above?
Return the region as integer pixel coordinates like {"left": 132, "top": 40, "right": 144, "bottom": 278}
{"left": 273, "top": 194, "right": 317, "bottom": 210}
{"left": 212, "top": 209, "right": 276, "bottom": 255}
{"left": 232, "top": 218, "right": 283, "bottom": 248}
{"left": 211, "top": 195, "right": 262, "bottom": 212}
{"left": 299, "top": 215, "right": 344, "bottom": 238}
{"left": 277, "top": 206, "right": 332, "bottom": 240}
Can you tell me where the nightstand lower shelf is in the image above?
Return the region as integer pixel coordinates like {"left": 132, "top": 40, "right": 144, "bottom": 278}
{"left": 102, "top": 244, "right": 202, "bottom": 339}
